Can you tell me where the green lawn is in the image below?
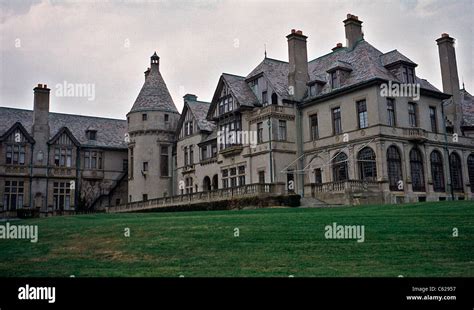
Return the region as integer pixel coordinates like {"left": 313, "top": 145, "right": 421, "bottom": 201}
{"left": 0, "top": 201, "right": 473, "bottom": 277}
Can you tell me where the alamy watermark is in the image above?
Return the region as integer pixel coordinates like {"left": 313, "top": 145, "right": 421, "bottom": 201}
{"left": 217, "top": 129, "right": 257, "bottom": 149}
{"left": 55, "top": 81, "right": 95, "bottom": 101}
{"left": 324, "top": 222, "right": 365, "bottom": 243}
{"left": 0, "top": 223, "right": 38, "bottom": 243}
{"left": 380, "top": 81, "right": 420, "bottom": 101}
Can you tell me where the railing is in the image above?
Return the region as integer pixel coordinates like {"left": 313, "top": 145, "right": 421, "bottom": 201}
{"left": 109, "top": 183, "right": 283, "bottom": 213}
{"left": 311, "top": 180, "right": 380, "bottom": 194}
{"left": 403, "top": 127, "right": 428, "bottom": 141}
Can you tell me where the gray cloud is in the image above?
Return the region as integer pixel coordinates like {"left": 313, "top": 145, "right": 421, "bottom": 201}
{"left": 0, "top": 0, "right": 472, "bottom": 119}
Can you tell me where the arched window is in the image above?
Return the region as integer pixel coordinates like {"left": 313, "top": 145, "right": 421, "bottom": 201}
{"left": 358, "top": 147, "right": 377, "bottom": 181}
{"left": 430, "top": 150, "right": 445, "bottom": 192}
{"left": 271, "top": 93, "right": 278, "bottom": 105}
{"left": 410, "top": 148, "right": 425, "bottom": 192}
{"left": 332, "top": 152, "right": 348, "bottom": 182}
{"left": 467, "top": 154, "right": 474, "bottom": 193}
{"left": 449, "top": 152, "right": 463, "bottom": 192}
{"left": 387, "top": 146, "right": 403, "bottom": 191}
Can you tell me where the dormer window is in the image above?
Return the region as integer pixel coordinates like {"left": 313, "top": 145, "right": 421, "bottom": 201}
{"left": 331, "top": 72, "right": 339, "bottom": 89}
{"left": 249, "top": 79, "right": 258, "bottom": 95}
{"left": 262, "top": 91, "right": 268, "bottom": 105}
{"left": 307, "top": 79, "right": 326, "bottom": 97}
{"left": 86, "top": 130, "right": 97, "bottom": 141}
{"left": 327, "top": 61, "right": 352, "bottom": 90}
{"left": 403, "top": 66, "right": 415, "bottom": 83}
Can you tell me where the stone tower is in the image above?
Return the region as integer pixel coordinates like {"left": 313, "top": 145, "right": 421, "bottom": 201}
{"left": 127, "top": 52, "right": 180, "bottom": 202}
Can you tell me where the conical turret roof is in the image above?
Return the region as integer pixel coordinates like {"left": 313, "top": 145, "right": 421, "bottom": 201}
{"left": 129, "top": 53, "right": 178, "bottom": 114}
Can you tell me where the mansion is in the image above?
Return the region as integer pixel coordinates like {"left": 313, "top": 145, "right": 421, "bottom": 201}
{"left": 1, "top": 14, "right": 473, "bottom": 217}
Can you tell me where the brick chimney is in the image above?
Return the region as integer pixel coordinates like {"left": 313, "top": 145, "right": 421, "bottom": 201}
{"left": 287, "top": 29, "right": 309, "bottom": 101}
{"left": 344, "top": 14, "right": 363, "bottom": 49}
{"left": 32, "top": 84, "right": 50, "bottom": 164}
{"left": 332, "top": 43, "right": 343, "bottom": 51}
{"left": 436, "top": 33, "right": 462, "bottom": 132}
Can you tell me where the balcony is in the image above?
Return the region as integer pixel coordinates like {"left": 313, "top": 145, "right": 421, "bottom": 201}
{"left": 82, "top": 169, "right": 104, "bottom": 180}
{"left": 50, "top": 167, "right": 74, "bottom": 177}
{"left": 403, "top": 127, "right": 428, "bottom": 142}
{"left": 311, "top": 180, "right": 380, "bottom": 194}
{"left": 249, "top": 105, "right": 295, "bottom": 123}
{"left": 220, "top": 144, "right": 243, "bottom": 157}
{"left": 181, "top": 164, "right": 195, "bottom": 174}
{"left": 4, "top": 165, "right": 28, "bottom": 175}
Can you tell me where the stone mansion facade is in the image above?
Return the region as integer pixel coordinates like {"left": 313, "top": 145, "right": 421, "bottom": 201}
{"left": 1, "top": 14, "right": 473, "bottom": 217}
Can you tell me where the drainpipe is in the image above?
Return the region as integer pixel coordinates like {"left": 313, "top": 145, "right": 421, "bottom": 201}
{"left": 29, "top": 142, "right": 34, "bottom": 209}
{"left": 75, "top": 146, "right": 80, "bottom": 210}
{"left": 267, "top": 117, "right": 274, "bottom": 183}
{"left": 441, "top": 103, "right": 455, "bottom": 200}
{"left": 296, "top": 107, "right": 304, "bottom": 197}
{"left": 45, "top": 144, "right": 50, "bottom": 215}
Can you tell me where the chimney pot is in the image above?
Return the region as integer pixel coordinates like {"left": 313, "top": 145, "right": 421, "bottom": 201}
{"left": 442, "top": 33, "right": 449, "bottom": 38}
{"left": 38, "top": 84, "right": 42, "bottom": 88}
{"left": 296, "top": 30, "right": 303, "bottom": 35}
{"left": 344, "top": 14, "right": 363, "bottom": 49}
{"left": 291, "top": 29, "right": 296, "bottom": 33}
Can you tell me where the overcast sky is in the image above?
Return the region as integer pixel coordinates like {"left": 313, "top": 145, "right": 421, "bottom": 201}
{"left": 0, "top": 0, "right": 472, "bottom": 119}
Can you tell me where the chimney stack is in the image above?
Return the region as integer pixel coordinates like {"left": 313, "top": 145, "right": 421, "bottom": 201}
{"left": 344, "top": 14, "right": 363, "bottom": 49}
{"left": 436, "top": 33, "right": 462, "bottom": 132}
{"left": 287, "top": 29, "right": 309, "bottom": 101}
{"left": 32, "top": 84, "right": 51, "bottom": 164}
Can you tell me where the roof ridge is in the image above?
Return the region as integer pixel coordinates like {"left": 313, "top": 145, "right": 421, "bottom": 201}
{"left": 222, "top": 72, "right": 246, "bottom": 79}
{"left": 0, "top": 106, "right": 126, "bottom": 122}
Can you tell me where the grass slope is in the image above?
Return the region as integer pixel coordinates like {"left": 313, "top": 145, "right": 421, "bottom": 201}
{"left": 0, "top": 201, "right": 473, "bottom": 277}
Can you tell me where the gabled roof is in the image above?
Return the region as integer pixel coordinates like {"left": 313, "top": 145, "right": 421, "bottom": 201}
{"left": 246, "top": 58, "right": 290, "bottom": 99}
{"left": 0, "top": 122, "right": 35, "bottom": 143}
{"left": 380, "top": 49, "right": 417, "bottom": 67}
{"left": 129, "top": 59, "right": 178, "bottom": 114}
{"left": 222, "top": 73, "right": 259, "bottom": 107}
{"left": 0, "top": 107, "right": 128, "bottom": 149}
{"left": 177, "top": 99, "right": 215, "bottom": 136}
{"left": 48, "top": 126, "right": 80, "bottom": 146}
{"left": 187, "top": 101, "right": 215, "bottom": 132}
{"left": 207, "top": 73, "right": 259, "bottom": 119}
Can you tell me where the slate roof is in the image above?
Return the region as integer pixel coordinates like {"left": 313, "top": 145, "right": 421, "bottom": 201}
{"left": 222, "top": 73, "right": 259, "bottom": 107}
{"left": 129, "top": 59, "right": 178, "bottom": 114}
{"left": 460, "top": 88, "right": 474, "bottom": 127}
{"left": 246, "top": 58, "right": 291, "bottom": 100}
{"left": 327, "top": 60, "right": 353, "bottom": 72}
{"left": 305, "top": 40, "right": 441, "bottom": 99}
{"left": 187, "top": 101, "right": 215, "bottom": 132}
{"left": 238, "top": 40, "right": 442, "bottom": 106}
{"left": 0, "top": 107, "right": 128, "bottom": 149}
{"left": 380, "top": 50, "right": 417, "bottom": 67}
{"left": 199, "top": 128, "right": 217, "bottom": 144}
